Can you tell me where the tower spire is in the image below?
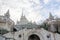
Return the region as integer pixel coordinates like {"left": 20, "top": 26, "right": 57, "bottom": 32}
{"left": 5, "top": 9, "right": 10, "bottom": 18}
{"left": 49, "top": 12, "right": 54, "bottom": 20}
{"left": 19, "top": 8, "right": 28, "bottom": 25}
{"left": 22, "top": 8, "right": 24, "bottom": 16}
{"left": 22, "top": 8, "right": 23, "bottom": 16}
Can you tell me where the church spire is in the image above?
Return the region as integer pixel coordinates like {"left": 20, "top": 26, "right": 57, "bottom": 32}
{"left": 19, "top": 8, "right": 28, "bottom": 25}
{"left": 5, "top": 9, "right": 10, "bottom": 18}
{"left": 49, "top": 12, "right": 54, "bottom": 20}
{"left": 22, "top": 8, "right": 24, "bottom": 16}
{"left": 21, "top": 9, "right": 24, "bottom": 17}
{"left": 20, "top": 8, "right": 25, "bottom": 20}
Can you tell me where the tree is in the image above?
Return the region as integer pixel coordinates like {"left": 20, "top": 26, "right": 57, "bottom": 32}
{"left": 40, "top": 23, "right": 49, "bottom": 30}
{"left": 0, "top": 29, "right": 9, "bottom": 35}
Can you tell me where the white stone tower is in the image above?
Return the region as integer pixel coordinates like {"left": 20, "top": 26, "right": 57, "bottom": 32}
{"left": 48, "top": 12, "right": 57, "bottom": 32}
{"left": 17, "top": 10, "right": 28, "bottom": 25}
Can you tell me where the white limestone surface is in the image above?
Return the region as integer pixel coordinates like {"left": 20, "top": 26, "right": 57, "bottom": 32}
{"left": 3, "top": 28, "right": 60, "bottom": 40}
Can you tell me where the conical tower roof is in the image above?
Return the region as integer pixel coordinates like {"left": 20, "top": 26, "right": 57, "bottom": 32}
{"left": 5, "top": 10, "right": 10, "bottom": 18}
{"left": 20, "top": 13, "right": 28, "bottom": 21}
{"left": 18, "top": 10, "right": 29, "bottom": 25}
{"left": 49, "top": 12, "right": 54, "bottom": 20}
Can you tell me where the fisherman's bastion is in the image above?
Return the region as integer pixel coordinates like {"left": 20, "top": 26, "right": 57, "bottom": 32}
{"left": 0, "top": 10, "right": 60, "bottom": 40}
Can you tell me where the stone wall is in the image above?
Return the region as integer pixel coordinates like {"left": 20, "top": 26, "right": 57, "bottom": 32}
{"left": 3, "top": 28, "right": 60, "bottom": 40}
{"left": 55, "top": 33, "right": 60, "bottom": 40}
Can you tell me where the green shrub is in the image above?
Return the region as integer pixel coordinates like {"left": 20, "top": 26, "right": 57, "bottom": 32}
{"left": 0, "top": 29, "right": 9, "bottom": 35}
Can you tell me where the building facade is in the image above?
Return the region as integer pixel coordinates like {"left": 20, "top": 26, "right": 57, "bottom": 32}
{"left": 15, "top": 13, "right": 38, "bottom": 31}
{"left": 3, "top": 28, "right": 60, "bottom": 40}
{"left": 0, "top": 10, "right": 14, "bottom": 31}
{"left": 0, "top": 10, "right": 60, "bottom": 40}
{"left": 44, "top": 12, "right": 60, "bottom": 33}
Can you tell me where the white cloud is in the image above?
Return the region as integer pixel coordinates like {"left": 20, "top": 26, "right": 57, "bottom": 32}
{"left": 54, "top": 9, "right": 60, "bottom": 17}
{"left": 43, "top": 0, "right": 50, "bottom": 4}
{"left": 0, "top": 0, "right": 44, "bottom": 24}
{"left": 26, "top": 11, "right": 44, "bottom": 24}
{"left": 56, "top": 0, "right": 60, "bottom": 2}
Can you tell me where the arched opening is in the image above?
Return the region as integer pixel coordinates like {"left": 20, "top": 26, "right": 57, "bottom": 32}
{"left": 28, "top": 34, "right": 40, "bottom": 40}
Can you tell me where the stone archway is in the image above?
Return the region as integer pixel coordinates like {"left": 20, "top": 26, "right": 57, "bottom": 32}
{"left": 28, "top": 34, "right": 40, "bottom": 40}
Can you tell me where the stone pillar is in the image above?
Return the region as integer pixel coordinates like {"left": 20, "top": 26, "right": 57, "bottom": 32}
{"left": 58, "top": 26, "right": 60, "bottom": 33}
{"left": 50, "top": 24, "right": 56, "bottom": 32}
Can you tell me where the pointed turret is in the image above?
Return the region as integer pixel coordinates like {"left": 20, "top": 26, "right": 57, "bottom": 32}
{"left": 19, "top": 13, "right": 28, "bottom": 25}
{"left": 17, "top": 9, "right": 28, "bottom": 25}
{"left": 5, "top": 10, "right": 10, "bottom": 18}
{"left": 49, "top": 12, "right": 54, "bottom": 20}
{"left": 20, "top": 11, "right": 24, "bottom": 20}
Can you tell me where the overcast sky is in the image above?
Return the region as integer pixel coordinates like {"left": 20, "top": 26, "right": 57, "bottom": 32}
{"left": 0, "top": 0, "right": 60, "bottom": 24}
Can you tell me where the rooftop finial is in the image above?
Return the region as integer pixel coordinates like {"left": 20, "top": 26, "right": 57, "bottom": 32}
{"left": 20, "top": 8, "right": 25, "bottom": 20}
{"left": 5, "top": 9, "right": 10, "bottom": 18}
{"left": 22, "top": 8, "right": 24, "bottom": 16}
